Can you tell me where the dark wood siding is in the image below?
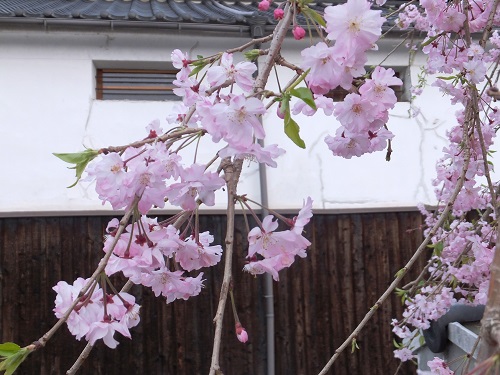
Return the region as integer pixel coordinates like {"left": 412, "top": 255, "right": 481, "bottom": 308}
{"left": 0, "top": 212, "right": 425, "bottom": 374}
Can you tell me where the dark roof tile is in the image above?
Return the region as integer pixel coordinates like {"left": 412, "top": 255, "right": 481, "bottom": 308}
{"left": 0, "top": 0, "right": 406, "bottom": 29}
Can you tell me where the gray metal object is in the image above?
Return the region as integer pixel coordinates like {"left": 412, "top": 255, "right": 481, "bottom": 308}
{"left": 422, "top": 304, "right": 485, "bottom": 353}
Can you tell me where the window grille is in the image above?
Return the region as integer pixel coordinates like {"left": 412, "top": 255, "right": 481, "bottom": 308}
{"left": 96, "top": 69, "right": 179, "bottom": 101}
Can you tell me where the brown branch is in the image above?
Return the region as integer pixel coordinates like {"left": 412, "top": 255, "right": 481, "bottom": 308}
{"left": 475, "top": 0, "right": 500, "bottom": 365}
{"left": 480, "top": 0, "right": 500, "bottom": 49}
{"left": 275, "top": 54, "right": 303, "bottom": 75}
{"left": 208, "top": 7, "right": 293, "bottom": 374}
{"left": 477, "top": 223, "right": 500, "bottom": 364}
{"left": 209, "top": 158, "right": 243, "bottom": 375}
{"left": 254, "top": 3, "right": 293, "bottom": 92}
{"left": 101, "top": 128, "right": 205, "bottom": 154}
{"left": 226, "top": 35, "right": 274, "bottom": 54}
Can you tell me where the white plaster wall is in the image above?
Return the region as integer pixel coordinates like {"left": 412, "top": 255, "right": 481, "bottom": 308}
{"left": 262, "top": 38, "right": 456, "bottom": 210}
{"left": 0, "top": 28, "right": 487, "bottom": 215}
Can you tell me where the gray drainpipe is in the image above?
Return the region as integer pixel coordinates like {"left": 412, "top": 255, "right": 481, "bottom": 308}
{"left": 250, "top": 16, "right": 276, "bottom": 375}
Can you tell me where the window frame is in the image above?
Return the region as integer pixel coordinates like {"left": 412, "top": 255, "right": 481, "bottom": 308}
{"left": 94, "top": 64, "right": 180, "bottom": 102}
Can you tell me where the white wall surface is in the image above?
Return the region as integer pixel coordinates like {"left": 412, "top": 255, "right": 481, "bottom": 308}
{"left": 0, "top": 27, "right": 484, "bottom": 216}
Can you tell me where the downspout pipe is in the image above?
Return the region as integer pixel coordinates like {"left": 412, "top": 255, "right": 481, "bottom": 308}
{"left": 250, "top": 16, "right": 276, "bottom": 375}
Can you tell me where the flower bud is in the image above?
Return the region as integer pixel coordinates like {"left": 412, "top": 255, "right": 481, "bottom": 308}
{"left": 274, "top": 8, "right": 284, "bottom": 20}
{"left": 235, "top": 322, "right": 248, "bottom": 343}
{"left": 292, "top": 26, "right": 306, "bottom": 41}
{"left": 258, "top": 0, "right": 270, "bottom": 11}
{"left": 276, "top": 103, "right": 285, "bottom": 119}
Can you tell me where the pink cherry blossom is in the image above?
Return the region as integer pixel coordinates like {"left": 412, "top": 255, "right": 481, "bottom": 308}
{"left": 202, "top": 94, "right": 266, "bottom": 150}
{"left": 142, "top": 269, "right": 204, "bottom": 304}
{"left": 434, "top": 5, "right": 466, "bottom": 32}
{"left": 393, "top": 348, "right": 415, "bottom": 362}
{"left": 292, "top": 95, "right": 335, "bottom": 116}
{"left": 165, "top": 164, "right": 225, "bottom": 210}
{"left": 206, "top": 53, "right": 257, "bottom": 92}
{"left": 145, "top": 119, "right": 163, "bottom": 139}
{"left": 427, "top": 357, "right": 454, "bottom": 375}
{"left": 463, "top": 59, "right": 487, "bottom": 84}
{"left": 334, "top": 93, "right": 377, "bottom": 133}
{"left": 301, "top": 42, "right": 341, "bottom": 94}
{"left": 359, "top": 67, "right": 402, "bottom": 110}
{"left": 86, "top": 319, "right": 131, "bottom": 349}
{"left": 171, "top": 49, "right": 191, "bottom": 70}
{"left": 218, "top": 143, "right": 285, "bottom": 168}
{"left": 325, "top": 128, "right": 371, "bottom": 159}
{"left": 243, "top": 257, "right": 280, "bottom": 281}
{"left": 176, "top": 232, "right": 223, "bottom": 271}
{"left": 324, "top": 0, "right": 384, "bottom": 50}
{"left": 292, "top": 197, "right": 313, "bottom": 234}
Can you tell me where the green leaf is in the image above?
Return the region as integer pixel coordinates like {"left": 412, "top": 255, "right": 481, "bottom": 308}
{"left": 290, "top": 87, "right": 316, "bottom": 110}
{"left": 189, "top": 64, "right": 205, "bottom": 77}
{"left": 288, "top": 68, "right": 310, "bottom": 91}
{"left": 394, "top": 288, "right": 406, "bottom": 297}
{"left": 394, "top": 268, "right": 406, "bottom": 278}
{"left": 284, "top": 113, "right": 306, "bottom": 149}
{"left": 419, "top": 335, "right": 425, "bottom": 347}
{"left": 0, "top": 343, "right": 20, "bottom": 358}
{"left": 0, "top": 348, "right": 30, "bottom": 375}
{"left": 280, "top": 93, "right": 291, "bottom": 114}
{"left": 436, "top": 75, "right": 456, "bottom": 81}
{"left": 302, "top": 7, "right": 326, "bottom": 28}
{"left": 53, "top": 149, "right": 98, "bottom": 188}
{"left": 351, "top": 339, "right": 360, "bottom": 353}
{"left": 420, "top": 33, "right": 443, "bottom": 47}
{"left": 244, "top": 49, "right": 261, "bottom": 61}
{"left": 53, "top": 149, "right": 96, "bottom": 164}
{"left": 434, "top": 241, "right": 444, "bottom": 256}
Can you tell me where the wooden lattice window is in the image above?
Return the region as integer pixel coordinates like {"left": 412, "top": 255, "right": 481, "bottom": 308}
{"left": 96, "top": 69, "right": 179, "bottom": 101}
{"left": 325, "top": 66, "right": 410, "bottom": 102}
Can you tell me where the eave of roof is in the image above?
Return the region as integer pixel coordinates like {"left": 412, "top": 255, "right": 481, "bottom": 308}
{"left": 0, "top": 0, "right": 406, "bottom": 36}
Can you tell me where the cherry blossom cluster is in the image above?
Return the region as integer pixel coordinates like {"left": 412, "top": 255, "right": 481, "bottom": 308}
{"left": 391, "top": 1, "right": 500, "bottom": 371}
{"left": 298, "top": 0, "right": 402, "bottom": 158}
{"left": 104, "top": 216, "right": 213, "bottom": 302}
{"left": 53, "top": 278, "right": 140, "bottom": 348}
{"left": 397, "top": 0, "right": 498, "bottom": 34}
{"left": 85, "top": 126, "right": 225, "bottom": 215}
{"left": 244, "top": 197, "right": 313, "bottom": 280}
{"left": 170, "top": 49, "right": 287, "bottom": 167}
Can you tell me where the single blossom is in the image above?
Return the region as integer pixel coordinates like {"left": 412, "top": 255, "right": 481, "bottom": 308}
{"left": 165, "top": 164, "right": 225, "bottom": 210}
{"left": 393, "top": 348, "right": 415, "bottom": 362}
{"left": 324, "top": 0, "right": 384, "bottom": 50}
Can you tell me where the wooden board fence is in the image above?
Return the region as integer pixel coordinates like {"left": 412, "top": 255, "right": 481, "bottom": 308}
{"left": 0, "top": 212, "right": 426, "bottom": 374}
